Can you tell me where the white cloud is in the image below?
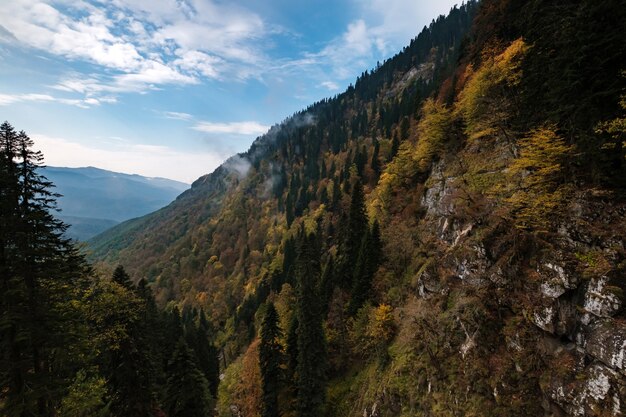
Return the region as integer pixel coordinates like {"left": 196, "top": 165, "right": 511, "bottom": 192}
{"left": 32, "top": 133, "right": 225, "bottom": 183}
{"left": 0, "top": 92, "right": 104, "bottom": 108}
{"left": 320, "top": 81, "right": 340, "bottom": 91}
{"left": 192, "top": 121, "right": 269, "bottom": 136}
{"left": 163, "top": 111, "right": 194, "bottom": 121}
{"left": 0, "top": 0, "right": 270, "bottom": 102}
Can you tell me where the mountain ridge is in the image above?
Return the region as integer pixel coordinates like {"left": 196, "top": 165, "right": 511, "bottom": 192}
{"left": 88, "top": 1, "right": 626, "bottom": 415}
{"left": 44, "top": 166, "right": 188, "bottom": 240}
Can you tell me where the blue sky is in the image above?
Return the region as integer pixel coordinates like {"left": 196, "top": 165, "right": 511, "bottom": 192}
{"left": 0, "top": 0, "right": 459, "bottom": 182}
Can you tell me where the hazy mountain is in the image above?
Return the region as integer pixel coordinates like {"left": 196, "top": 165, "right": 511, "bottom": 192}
{"left": 43, "top": 166, "right": 188, "bottom": 240}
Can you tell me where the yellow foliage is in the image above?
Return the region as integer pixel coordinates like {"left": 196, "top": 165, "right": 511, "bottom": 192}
{"left": 369, "top": 304, "right": 396, "bottom": 344}
{"left": 370, "top": 99, "right": 452, "bottom": 214}
{"left": 506, "top": 125, "right": 574, "bottom": 230}
{"left": 217, "top": 340, "right": 262, "bottom": 417}
{"left": 457, "top": 38, "right": 529, "bottom": 141}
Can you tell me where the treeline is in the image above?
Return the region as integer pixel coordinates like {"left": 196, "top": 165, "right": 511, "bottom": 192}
{"left": 0, "top": 121, "right": 219, "bottom": 417}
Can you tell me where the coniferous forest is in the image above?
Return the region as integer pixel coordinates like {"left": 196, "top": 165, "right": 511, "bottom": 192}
{"left": 2, "top": 0, "right": 626, "bottom": 416}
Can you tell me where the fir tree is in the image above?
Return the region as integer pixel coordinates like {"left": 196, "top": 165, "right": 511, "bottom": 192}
{"left": 337, "top": 180, "right": 368, "bottom": 288}
{"left": 348, "top": 221, "right": 383, "bottom": 315}
{"left": 259, "top": 303, "right": 282, "bottom": 417}
{"left": 0, "top": 122, "right": 88, "bottom": 416}
{"left": 294, "top": 232, "right": 326, "bottom": 417}
{"left": 165, "top": 339, "right": 213, "bottom": 417}
{"left": 371, "top": 137, "right": 381, "bottom": 175}
{"left": 112, "top": 265, "right": 133, "bottom": 289}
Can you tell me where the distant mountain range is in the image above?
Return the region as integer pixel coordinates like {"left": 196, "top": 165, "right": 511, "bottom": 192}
{"left": 42, "top": 166, "right": 189, "bottom": 240}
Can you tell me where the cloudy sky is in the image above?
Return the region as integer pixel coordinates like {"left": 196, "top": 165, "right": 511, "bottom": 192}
{"left": 0, "top": 0, "right": 459, "bottom": 182}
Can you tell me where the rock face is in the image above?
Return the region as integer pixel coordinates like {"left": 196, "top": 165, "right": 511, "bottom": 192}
{"left": 420, "top": 162, "right": 626, "bottom": 416}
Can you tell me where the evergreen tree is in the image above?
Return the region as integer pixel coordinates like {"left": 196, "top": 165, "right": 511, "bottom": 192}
{"left": 188, "top": 312, "right": 220, "bottom": 398}
{"left": 348, "top": 221, "right": 383, "bottom": 315}
{"left": 294, "top": 232, "right": 326, "bottom": 417}
{"left": 319, "top": 256, "right": 335, "bottom": 316}
{"left": 286, "top": 316, "right": 299, "bottom": 383}
{"left": 112, "top": 265, "right": 133, "bottom": 289}
{"left": 165, "top": 339, "right": 213, "bottom": 417}
{"left": 259, "top": 303, "right": 282, "bottom": 417}
{"left": 97, "top": 271, "right": 154, "bottom": 417}
{"left": 0, "top": 122, "right": 89, "bottom": 416}
{"left": 371, "top": 138, "right": 381, "bottom": 175}
{"left": 337, "top": 180, "right": 368, "bottom": 288}
{"left": 390, "top": 132, "right": 400, "bottom": 160}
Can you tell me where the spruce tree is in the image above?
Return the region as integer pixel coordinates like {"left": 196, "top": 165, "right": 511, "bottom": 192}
{"left": 165, "top": 339, "right": 213, "bottom": 417}
{"left": 371, "top": 138, "right": 381, "bottom": 175}
{"left": 112, "top": 265, "right": 133, "bottom": 289}
{"left": 390, "top": 132, "right": 400, "bottom": 160}
{"left": 337, "top": 180, "right": 368, "bottom": 288}
{"left": 0, "top": 122, "right": 89, "bottom": 416}
{"left": 98, "top": 270, "right": 154, "bottom": 417}
{"left": 348, "top": 220, "right": 383, "bottom": 315}
{"left": 294, "top": 232, "right": 326, "bottom": 417}
{"left": 259, "top": 302, "right": 282, "bottom": 417}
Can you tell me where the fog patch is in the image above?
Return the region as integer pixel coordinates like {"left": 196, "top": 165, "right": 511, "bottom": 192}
{"left": 222, "top": 154, "right": 251, "bottom": 179}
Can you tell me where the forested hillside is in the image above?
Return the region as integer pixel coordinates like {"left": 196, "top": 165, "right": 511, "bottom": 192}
{"left": 90, "top": 0, "right": 626, "bottom": 415}
{"left": 3, "top": 0, "right": 626, "bottom": 416}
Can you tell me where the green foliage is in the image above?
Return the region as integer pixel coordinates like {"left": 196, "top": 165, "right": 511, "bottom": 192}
{"left": 165, "top": 339, "right": 214, "bottom": 417}
{"left": 57, "top": 369, "right": 111, "bottom": 417}
{"left": 337, "top": 181, "right": 368, "bottom": 289}
{"left": 348, "top": 221, "right": 383, "bottom": 315}
{"left": 295, "top": 232, "right": 327, "bottom": 417}
{"left": 259, "top": 303, "right": 282, "bottom": 417}
{"left": 0, "top": 121, "right": 90, "bottom": 416}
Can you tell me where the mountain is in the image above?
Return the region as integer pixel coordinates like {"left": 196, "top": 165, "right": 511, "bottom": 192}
{"left": 43, "top": 166, "right": 188, "bottom": 240}
{"left": 88, "top": 1, "right": 626, "bottom": 416}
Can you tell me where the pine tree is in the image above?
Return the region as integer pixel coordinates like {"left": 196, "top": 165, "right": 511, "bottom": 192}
{"left": 259, "top": 303, "right": 282, "bottom": 417}
{"left": 165, "top": 339, "right": 213, "bottom": 417}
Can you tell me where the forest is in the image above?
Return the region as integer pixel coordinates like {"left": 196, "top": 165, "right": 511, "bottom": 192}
{"left": 2, "top": 0, "right": 626, "bottom": 416}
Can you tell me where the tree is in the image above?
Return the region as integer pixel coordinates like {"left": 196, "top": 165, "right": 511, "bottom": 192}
{"left": 348, "top": 221, "right": 383, "bottom": 315}
{"left": 165, "top": 339, "right": 213, "bottom": 417}
{"left": 0, "top": 122, "right": 89, "bottom": 416}
{"left": 87, "top": 275, "right": 154, "bottom": 417}
{"left": 56, "top": 369, "right": 111, "bottom": 417}
{"left": 294, "top": 232, "right": 326, "bottom": 417}
{"left": 259, "top": 303, "right": 282, "bottom": 417}
{"left": 193, "top": 312, "right": 220, "bottom": 398}
{"left": 371, "top": 138, "right": 381, "bottom": 175}
{"left": 337, "top": 180, "right": 368, "bottom": 288}
{"left": 457, "top": 38, "right": 528, "bottom": 142}
{"left": 111, "top": 265, "right": 133, "bottom": 289}
{"left": 507, "top": 125, "right": 573, "bottom": 230}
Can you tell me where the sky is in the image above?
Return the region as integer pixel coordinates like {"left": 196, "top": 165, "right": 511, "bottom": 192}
{"left": 0, "top": 0, "right": 459, "bottom": 183}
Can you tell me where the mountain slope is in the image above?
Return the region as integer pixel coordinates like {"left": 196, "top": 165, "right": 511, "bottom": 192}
{"left": 43, "top": 166, "right": 188, "bottom": 239}
{"left": 90, "top": 1, "right": 626, "bottom": 415}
